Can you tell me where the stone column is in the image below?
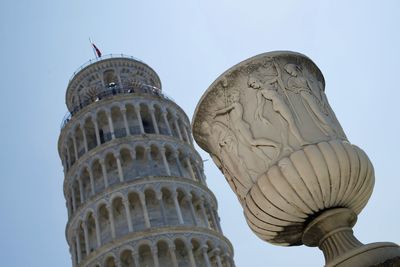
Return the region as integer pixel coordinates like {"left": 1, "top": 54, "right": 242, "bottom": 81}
{"left": 75, "top": 234, "right": 82, "bottom": 264}
{"left": 182, "top": 124, "right": 191, "bottom": 144}
{"left": 82, "top": 222, "right": 90, "bottom": 256}
{"left": 81, "top": 124, "right": 88, "bottom": 152}
{"left": 106, "top": 111, "right": 115, "bottom": 139}
{"left": 193, "top": 165, "right": 202, "bottom": 183}
{"left": 144, "top": 147, "right": 151, "bottom": 174}
{"left": 144, "top": 147, "right": 151, "bottom": 161}
{"left": 78, "top": 178, "right": 84, "bottom": 203}
{"left": 87, "top": 167, "right": 95, "bottom": 196}
{"left": 67, "top": 199, "right": 72, "bottom": 217}
{"left": 115, "top": 257, "right": 122, "bottom": 267}
{"left": 70, "top": 245, "right": 77, "bottom": 267}
{"left": 174, "top": 152, "right": 183, "bottom": 176}
{"left": 199, "top": 200, "right": 210, "bottom": 228}
{"left": 214, "top": 210, "right": 223, "bottom": 233}
{"left": 151, "top": 246, "right": 160, "bottom": 267}
{"left": 65, "top": 146, "right": 71, "bottom": 168}
{"left": 149, "top": 106, "right": 160, "bottom": 134}
{"left": 122, "top": 198, "right": 133, "bottom": 232}
{"left": 71, "top": 188, "right": 77, "bottom": 212}
{"left": 139, "top": 193, "right": 151, "bottom": 228}
{"left": 185, "top": 157, "right": 196, "bottom": 181}
{"left": 172, "top": 191, "right": 184, "bottom": 224}
{"left": 199, "top": 167, "right": 207, "bottom": 185}
{"left": 187, "top": 244, "right": 197, "bottom": 267}
{"left": 162, "top": 110, "right": 172, "bottom": 135}
{"left": 168, "top": 244, "right": 179, "bottom": 267}
{"left": 92, "top": 117, "right": 101, "bottom": 146}
{"left": 93, "top": 214, "right": 102, "bottom": 247}
{"left": 186, "top": 125, "right": 194, "bottom": 145}
{"left": 156, "top": 191, "right": 167, "bottom": 225}
{"left": 115, "top": 153, "right": 124, "bottom": 182}
{"left": 131, "top": 149, "right": 137, "bottom": 178}
{"left": 121, "top": 108, "right": 131, "bottom": 136}
{"left": 72, "top": 135, "right": 78, "bottom": 160}
{"left": 173, "top": 116, "right": 183, "bottom": 140}
{"left": 214, "top": 249, "right": 223, "bottom": 267}
{"left": 132, "top": 251, "right": 140, "bottom": 267}
{"left": 134, "top": 104, "right": 145, "bottom": 134}
{"left": 201, "top": 246, "right": 211, "bottom": 267}
{"left": 207, "top": 204, "right": 218, "bottom": 231}
{"left": 160, "top": 147, "right": 171, "bottom": 176}
{"left": 99, "top": 159, "right": 109, "bottom": 188}
{"left": 106, "top": 204, "right": 116, "bottom": 239}
{"left": 186, "top": 195, "right": 198, "bottom": 226}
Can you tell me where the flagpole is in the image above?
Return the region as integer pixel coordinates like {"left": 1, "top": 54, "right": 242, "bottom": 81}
{"left": 89, "top": 38, "right": 98, "bottom": 59}
{"left": 90, "top": 40, "right": 102, "bottom": 59}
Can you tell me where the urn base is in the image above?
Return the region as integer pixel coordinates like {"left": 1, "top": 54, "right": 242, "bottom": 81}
{"left": 328, "top": 242, "right": 400, "bottom": 267}
{"left": 302, "top": 208, "right": 400, "bottom": 267}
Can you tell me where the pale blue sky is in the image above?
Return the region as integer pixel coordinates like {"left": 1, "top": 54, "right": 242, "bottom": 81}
{"left": 1, "top": 1, "right": 399, "bottom": 266}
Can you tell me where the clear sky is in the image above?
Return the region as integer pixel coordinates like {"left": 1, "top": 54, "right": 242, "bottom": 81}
{"left": 1, "top": 0, "right": 399, "bottom": 266}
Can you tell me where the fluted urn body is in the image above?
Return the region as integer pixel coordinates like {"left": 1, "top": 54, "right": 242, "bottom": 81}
{"left": 192, "top": 51, "right": 400, "bottom": 266}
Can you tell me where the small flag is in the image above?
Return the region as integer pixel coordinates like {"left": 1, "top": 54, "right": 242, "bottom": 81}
{"left": 92, "top": 43, "right": 102, "bottom": 58}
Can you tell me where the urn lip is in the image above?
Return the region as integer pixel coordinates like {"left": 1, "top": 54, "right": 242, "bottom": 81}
{"left": 192, "top": 50, "right": 325, "bottom": 153}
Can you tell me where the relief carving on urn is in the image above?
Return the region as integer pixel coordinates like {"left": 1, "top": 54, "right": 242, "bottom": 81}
{"left": 192, "top": 51, "right": 400, "bottom": 266}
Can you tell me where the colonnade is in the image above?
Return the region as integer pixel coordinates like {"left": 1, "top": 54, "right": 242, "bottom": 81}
{"left": 61, "top": 99, "right": 193, "bottom": 172}
{"left": 66, "top": 141, "right": 206, "bottom": 216}
{"left": 70, "top": 188, "right": 223, "bottom": 265}
{"left": 78, "top": 236, "right": 234, "bottom": 267}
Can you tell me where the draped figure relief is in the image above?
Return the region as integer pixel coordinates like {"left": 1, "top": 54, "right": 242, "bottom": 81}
{"left": 195, "top": 53, "right": 348, "bottom": 205}
{"left": 284, "top": 63, "right": 345, "bottom": 139}
{"left": 249, "top": 60, "right": 305, "bottom": 148}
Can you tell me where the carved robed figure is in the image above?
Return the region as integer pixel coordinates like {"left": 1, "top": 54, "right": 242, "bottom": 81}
{"left": 192, "top": 51, "right": 400, "bottom": 266}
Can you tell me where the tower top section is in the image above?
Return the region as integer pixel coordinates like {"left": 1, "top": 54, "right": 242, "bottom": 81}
{"left": 66, "top": 54, "right": 162, "bottom": 113}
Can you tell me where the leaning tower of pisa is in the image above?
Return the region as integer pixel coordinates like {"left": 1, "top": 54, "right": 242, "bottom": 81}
{"left": 57, "top": 55, "right": 235, "bottom": 267}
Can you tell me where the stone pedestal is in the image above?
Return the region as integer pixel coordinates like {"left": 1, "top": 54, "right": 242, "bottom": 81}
{"left": 303, "top": 208, "right": 400, "bottom": 266}
{"left": 192, "top": 51, "right": 400, "bottom": 266}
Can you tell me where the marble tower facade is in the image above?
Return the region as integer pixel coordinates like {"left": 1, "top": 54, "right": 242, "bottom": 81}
{"left": 58, "top": 55, "right": 234, "bottom": 267}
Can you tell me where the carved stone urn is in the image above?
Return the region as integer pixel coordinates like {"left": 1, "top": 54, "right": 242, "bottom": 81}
{"left": 192, "top": 51, "right": 400, "bottom": 266}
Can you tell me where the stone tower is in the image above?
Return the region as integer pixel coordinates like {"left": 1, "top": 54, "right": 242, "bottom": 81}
{"left": 58, "top": 55, "right": 235, "bottom": 267}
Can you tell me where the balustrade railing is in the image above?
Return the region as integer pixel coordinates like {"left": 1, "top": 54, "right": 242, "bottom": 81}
{"left": 61, "top": 84, "right": 174, "bottom": 129}
{"left": 103, "top": 132, "right": 112, "bottom": 143}
{"left": 158, "top": 127, "right": 169, "bottom": 135}
{"left": 129, "top": 126, "right": 141, "bottom": 135}
{"left": 114, "top": 128, "right": 127, "bottom": 138}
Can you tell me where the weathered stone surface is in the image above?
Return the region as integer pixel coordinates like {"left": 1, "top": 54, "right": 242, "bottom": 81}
{"left": 192, "top": 51, "right": 400, "bottom": 266}
{"left": 372, "top": 257, "right": 400, "bottom": 267}
{"left": 59, "top": 56, "right": 235, "bottom": 267}
{"left": 192, "top": 51, "right": 374, "bottom": 246}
